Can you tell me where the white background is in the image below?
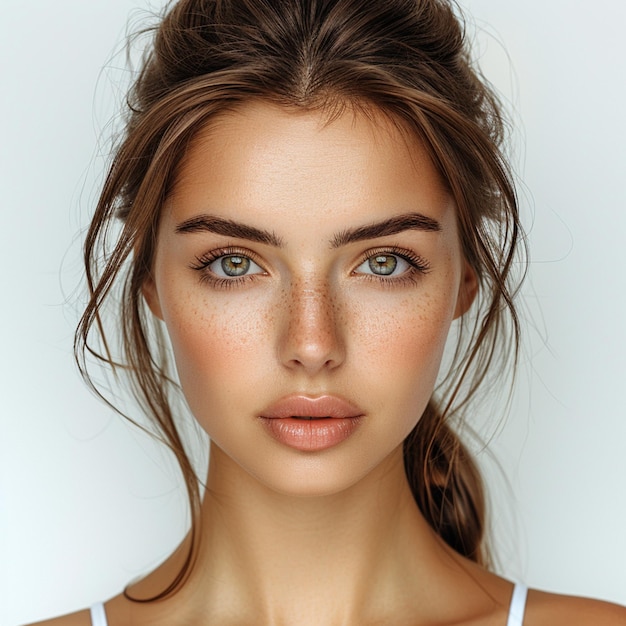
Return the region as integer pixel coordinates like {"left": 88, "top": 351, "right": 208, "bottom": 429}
{"left": 1, "top": 1, "right": 625, "bottom": 624}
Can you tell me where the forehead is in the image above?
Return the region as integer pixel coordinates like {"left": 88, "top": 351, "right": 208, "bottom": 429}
{"left": 165, "top": 100, "right": 454, "bottom": 233}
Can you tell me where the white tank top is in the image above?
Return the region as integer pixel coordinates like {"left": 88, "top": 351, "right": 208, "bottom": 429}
{"left": 90, "top": 583, "right": 528, "bottom": 626}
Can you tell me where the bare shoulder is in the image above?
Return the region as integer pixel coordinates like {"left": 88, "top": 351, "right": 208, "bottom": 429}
{"left": 25, "top": 608, "right": 91, "bottom": 626}
{"left": 528, "top": 589, "right": 626, "bottom": 625}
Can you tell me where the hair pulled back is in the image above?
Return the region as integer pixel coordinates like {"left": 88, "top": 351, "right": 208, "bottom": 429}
{"left": 77, "top": 0, "right": 523, "bottom": 600}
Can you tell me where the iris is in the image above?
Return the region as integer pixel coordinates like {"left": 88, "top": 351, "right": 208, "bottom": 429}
{"left": 369, "top": 255, "right": 397, "bottom": 275}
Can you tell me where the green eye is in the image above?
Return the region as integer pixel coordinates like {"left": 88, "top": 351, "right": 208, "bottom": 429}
{"left": 206, "top": 254, "right": 264, "bottom": 278}
{"left": 356, "top": 253, "right": 409, "bottom": 277}
{"left": 219, "top": 255, "right": 250, "bottom": 277}
{"left": 368, "top": 255, "right": 397, "bottom": 275}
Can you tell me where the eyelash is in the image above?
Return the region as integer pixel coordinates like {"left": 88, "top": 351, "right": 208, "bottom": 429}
{"left": 190, "top": 247, "right": 266, "bottom": 289}
{"left": 353, "top": 246, "right": 431, "bottom": 287}
{"left": 189, "top": 245, "right": 431, "bottom": 289}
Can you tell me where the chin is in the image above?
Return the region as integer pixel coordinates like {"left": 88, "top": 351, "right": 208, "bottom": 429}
{"left": 208, "top": 434, "right": 407, "bottom": 501}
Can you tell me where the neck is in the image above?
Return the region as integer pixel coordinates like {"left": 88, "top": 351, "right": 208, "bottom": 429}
{"left": 128, "top": 442, "right": 482, "bottom": 626}
{"left": 194, "top": 444, "right": 456, "bottom": 624}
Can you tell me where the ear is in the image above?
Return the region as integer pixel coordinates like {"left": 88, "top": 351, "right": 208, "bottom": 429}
{"left": 142, "top": 275, "right": 164, "bottom": 321}
{"left": 453, "top": 260, "right": 478, "bottom": 319}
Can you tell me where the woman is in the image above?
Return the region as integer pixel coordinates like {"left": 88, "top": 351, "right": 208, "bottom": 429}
{"left": 31, "top": 0, "right": 626, "bottom": 624}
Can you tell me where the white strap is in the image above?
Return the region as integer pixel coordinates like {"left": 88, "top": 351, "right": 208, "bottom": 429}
{"left": 90, "top": 603, "right": 108, "bottom": 626}
{"left": 506, "top": 583, "right": 528, "bottom": 626}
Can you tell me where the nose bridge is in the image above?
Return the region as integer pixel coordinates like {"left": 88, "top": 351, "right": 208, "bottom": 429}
{"left": 280, "top": 274, "right": 344, "bottom": 372}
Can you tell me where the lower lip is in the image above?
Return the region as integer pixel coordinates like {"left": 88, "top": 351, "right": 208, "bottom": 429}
{"left": 260, "top": 417, "right": 362, "bottom": 452}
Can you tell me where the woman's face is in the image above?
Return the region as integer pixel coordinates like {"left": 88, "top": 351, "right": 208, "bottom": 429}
{"left": 145, "top": 101, "right": 476, "bottom": 496}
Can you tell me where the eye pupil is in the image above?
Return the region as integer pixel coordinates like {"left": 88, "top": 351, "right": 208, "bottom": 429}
{"left": 369, "top": 255, "right": 397, "bottom": 275}
{"left": 221, "top": 255, "right": 250, "bottom": 276}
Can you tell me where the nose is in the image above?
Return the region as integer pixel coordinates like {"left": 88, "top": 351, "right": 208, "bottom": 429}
{"left": 278, "top": 278, "right": 346, "bottom": 374}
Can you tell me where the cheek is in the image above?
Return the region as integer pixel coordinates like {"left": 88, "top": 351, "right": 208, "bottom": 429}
{"left": 345, "top": 285, "right": 456, "bottom": 427}
{"left": 161, "top": 290, "right": 276, "bottom": 418}
{"left": 350, "top": 287, "right": 454, "bottom": 372}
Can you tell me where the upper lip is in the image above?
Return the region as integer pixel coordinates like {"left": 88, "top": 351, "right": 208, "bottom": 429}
{"left": 259, "top": 394, "right": 364, "bottom": 419}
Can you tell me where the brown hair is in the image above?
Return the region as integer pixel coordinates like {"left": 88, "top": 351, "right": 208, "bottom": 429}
{"left": 76, "top": 0, "right": 524, "bottom": 599}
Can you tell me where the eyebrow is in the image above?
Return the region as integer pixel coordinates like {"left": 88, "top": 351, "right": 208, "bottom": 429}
{"left": 175, "top": 211, "right": 441, "bottom": 247}
{"left": 329, "top": 212, "right": 441, "bottom": 248}
{"left": 176, "top": 215, "right": 284, "bottom": 247}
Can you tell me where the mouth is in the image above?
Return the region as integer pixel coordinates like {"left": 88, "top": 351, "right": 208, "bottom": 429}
{"left": 259, "top": 394, "right": 363, "bottom": 420}
{"left": 291, "top": 416, "right": 330, "bottom": 420}
{"left": 259, "top": 395, "right": 364, "bottom": 451}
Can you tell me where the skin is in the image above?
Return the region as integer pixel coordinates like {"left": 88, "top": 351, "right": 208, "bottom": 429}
{"left": 32, "top": 102, "right": 626, "bottom": 626}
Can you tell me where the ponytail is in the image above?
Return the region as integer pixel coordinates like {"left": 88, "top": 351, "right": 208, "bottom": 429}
{"left": 403, "top": 400, "right": 488, "bottom": 565}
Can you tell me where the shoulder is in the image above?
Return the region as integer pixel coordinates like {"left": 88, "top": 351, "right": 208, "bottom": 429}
{"left": 24, "top": 608, "right": 91, "bottom": 626}
{"left": 527, "top": 589, "right": 626, "bottom": 625}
